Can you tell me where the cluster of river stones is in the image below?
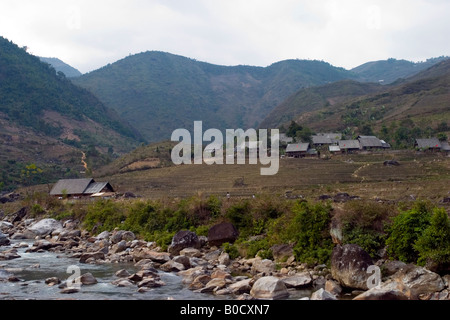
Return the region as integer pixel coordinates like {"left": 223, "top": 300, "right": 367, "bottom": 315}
{"left": 1, "top": 216, "right": 450, "bottom": 300}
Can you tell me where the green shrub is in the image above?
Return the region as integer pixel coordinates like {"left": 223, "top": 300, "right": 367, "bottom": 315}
{"left": 122, "top": 201, "right": 160, "bottom": 235}
{"left": 223, "top": 242, "right": 240, "bottom": 260}
{"left": 242, "top": 238, "right": 272, "bottom": 259}
{"left": 206, "top": 195, "right": 222, "bottom": 218}
{"left": 146, "top": 230, "right": 175, "bottom": 251}
{"left": 292, "top": 201, "right": 333, "bottom": 265}
{"left": 414, "top": 208, "right": 450, "bottom": 270}
{"left": 31, "top": 203, "right": 45, "bottom": 217}
{"left": 338, "top": 200, "right": 396, "bottom": 257}
{"left": 386, "top": 201, "right": 433, "bottom": 263}
{"left": 225, "top": 200, "right": 252, "bottom": 232}
{"left": 83, "top": 199, "right": 126, "bottom": 233}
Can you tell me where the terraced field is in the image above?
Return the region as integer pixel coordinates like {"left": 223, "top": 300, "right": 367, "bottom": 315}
{"left": 105, "top": 151, "right": 450, "bottom": 204}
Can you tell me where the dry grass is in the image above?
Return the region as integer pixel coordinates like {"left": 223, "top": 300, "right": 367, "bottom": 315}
{"left": 100, "top": 151, "right": 450, "bottom": 206}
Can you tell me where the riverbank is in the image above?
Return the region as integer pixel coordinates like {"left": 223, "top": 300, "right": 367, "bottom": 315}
{"left": 1, "top": 215, "right": 449, "bottom": 300}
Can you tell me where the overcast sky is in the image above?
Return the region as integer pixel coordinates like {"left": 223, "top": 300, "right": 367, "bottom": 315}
{"left": 1, "top": 0, "right": 449, "bottom": 73}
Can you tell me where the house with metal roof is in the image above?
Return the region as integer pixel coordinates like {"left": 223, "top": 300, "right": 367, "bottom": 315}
{"left": 338, "top": 140, "right": 360, "bottom": 153}
{"left": 50, "top": 178, "right": 115, "bottom": 198}
{"left": 311, "top": 133, "right": 342, "bottom": 146}
{"left": 358, "top": 136, "right": 384, "bottom": 150}
{"left": 279, "top": 133, "right": 293, "bottom": 144}
{"left": 441, "top": 141, "right": 450, "bottom": 154}
{"left": 286, "top": 143, "right": 310, "bottom": 158}
{"left": 415, "top": 138, "right": 442, "bottom": 151}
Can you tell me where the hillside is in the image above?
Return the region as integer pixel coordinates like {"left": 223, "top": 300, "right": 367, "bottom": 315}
{"left": 351, "top": 57, "right": 448, "bottom": 84}
{"left": 72, "top": 51, "right": 357, "bottom": 142}
{"left": 0, "top": 36, "right": 142, "bottom": 191}
{"left": 259, "top": 80, "right": 385, "bottom": 130}
{"left": 264, "top": 59, "right": 450, "bottom": 148}
{"left": 39, "top": 57, "right": 82, "bottom": 78}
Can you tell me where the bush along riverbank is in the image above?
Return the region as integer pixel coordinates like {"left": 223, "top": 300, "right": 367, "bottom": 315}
{"left": 0, "top": 193, "right": 449, "bottom": 300}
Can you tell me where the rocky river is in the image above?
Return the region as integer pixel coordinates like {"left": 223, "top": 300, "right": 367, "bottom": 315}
{"left": 1, "top": 216, "right": 449, "bottom": 301}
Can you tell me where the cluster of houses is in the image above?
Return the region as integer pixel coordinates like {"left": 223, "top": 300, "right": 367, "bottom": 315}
{"left": 284, "top": 133, "right": 450, "bottom": 158}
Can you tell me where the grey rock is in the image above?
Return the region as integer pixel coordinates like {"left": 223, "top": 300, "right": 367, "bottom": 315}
{"left": 160, "top": 260, "right": 185, "bottom": 272}
{"left": 251, "top": 258, "right": 276, "bottom": 275}
{"left": 28, "top": 219, "right": 63, "bottom": 236}
{"left": 77, "top": 273, "right": 98, "bottom": 285}
{"left": 0, "top": 231, "right": 10, "bottom": 246}
{"left": 45, "top": 277, "right": 61, "bottom": 286}
{"left": 168, "top": 230, "right": 201, "bottom": 255}
{"left": 111, "top": 230, "right": 135, "bottom": 244}
{"left": 310, "top": 288, "right": 337, "bottom": 300}
{"left": 353, "top": 281, "right": 409, "bottom": 300}
{"left": 250, "top": 276, "right": 289, "bottom": 300}
{"left": 331, "top": 244, "right": 373, "bottom": 290}
{"left": 281, "top": 272, "right": 313, "bottom": 288}
{"left": 392, "top": 265, "right": 445, "bottom": 299}
{"left": 115, "top": 269, "right": 131, "bottom": 278}
{"left": 208, "top": 222, "right": 239, "bottom": 246}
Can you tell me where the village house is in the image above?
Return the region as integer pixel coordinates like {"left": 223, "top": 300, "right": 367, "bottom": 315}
{"left": 358, "top": 135, "right": 384, "bottom": 150}
{"left": 415, "top": 138, "right": 442, "bottom": 152}
{"left": 286, "top": 143, "right": 310, "bottom": 158}
{"left": 278, "top": 133, "right": 293, "bottom": 144}
{"left": 50, "top": 178, "right": 115, "bottom": 199}
{"left": 329, "top": 145, "right": 341, "bottom": 154}
{"left": 441, "top": 141, "right": 450, "bottom": 154}
{"left": 311, "top": 133, "right": 342, "bottom": 147}
{"left": 338, "top": 140, "right": 360, "bottom": 153}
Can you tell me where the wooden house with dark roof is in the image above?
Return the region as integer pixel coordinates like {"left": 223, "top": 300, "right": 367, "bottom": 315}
{"left": 286, "top": 143, "right": 310, "bottom": 158}
{"left": 415, "top": 138, "right": 442, "bottom": 151}
{"left": 338, "top": 140, "right": 360, "bottom": 153}
{"left": 50, "top": 178, "right": 115, "bottom": 198}
{"left": 358, "top": 136, "right": 384, "bottom": 150}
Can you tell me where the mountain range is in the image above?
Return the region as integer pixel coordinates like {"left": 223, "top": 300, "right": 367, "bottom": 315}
{"left": 72, "top": 52, "right": 448, "bottom": 143}
{"left": 0, "top": 34, "right": 448, "bottom": 191}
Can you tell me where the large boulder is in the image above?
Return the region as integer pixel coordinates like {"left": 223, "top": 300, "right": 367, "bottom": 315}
{"left": 331, "top": 244, "right": 373, "bottom": 290}
{"left": 353, "top": 280, "right": 409, "bottom": 300}
{"left": 27, "top": 219, "right": 63, "bottom": 236}
{"left": 391, "top": 265, "right": 445, "bottom": 299}
{"left": 110, "top": 230, "right": 135, "bottom": 244}
{"left": 207, "top": 222, "right": 239, "bottom": 247}
{"left": 168, "top": 230, "right": 201, "bottom": 255}
{"left": 250, "top": 276, "right": 289, "bottom": 300}
{"left": 0, "top": 231, "right": 10, "bottom": 246}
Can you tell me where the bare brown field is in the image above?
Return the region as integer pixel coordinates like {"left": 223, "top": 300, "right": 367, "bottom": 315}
{"left": 103, "top": 151, "right": 450, "bottom": 205}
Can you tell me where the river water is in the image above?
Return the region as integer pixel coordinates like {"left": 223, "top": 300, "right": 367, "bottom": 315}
{"left": 1, "top": 240, "right": 313, "bottom": 300}
{"left": 0, "top": 240, "right": 231, "bottom": 300}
